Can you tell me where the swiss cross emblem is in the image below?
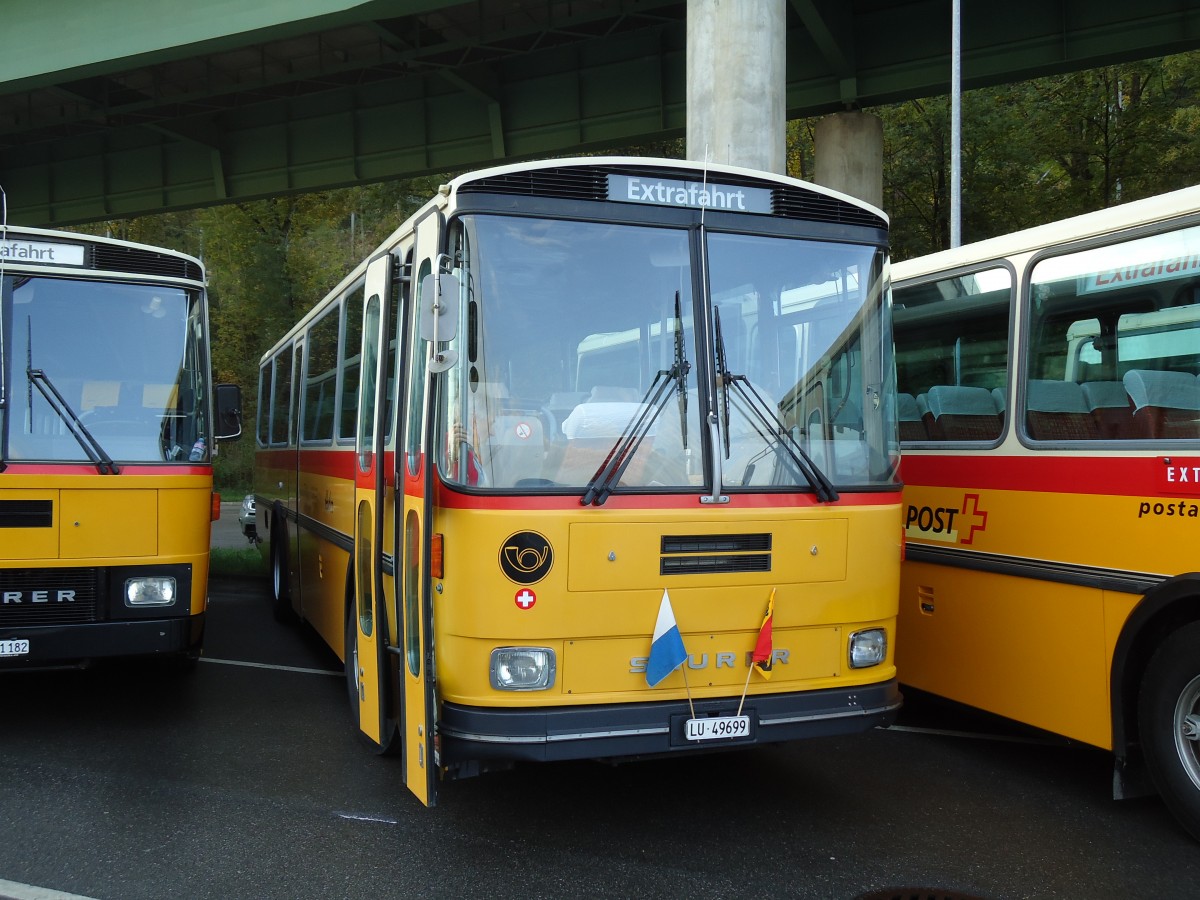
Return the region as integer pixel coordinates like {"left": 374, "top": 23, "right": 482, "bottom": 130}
{"left": 514, "top": 589, "right": 537, "bottom": 610}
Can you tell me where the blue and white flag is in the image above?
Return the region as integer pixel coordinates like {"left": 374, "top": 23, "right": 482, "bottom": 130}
{"left": 646, "top": 590, "right": 688, "bottom": 687}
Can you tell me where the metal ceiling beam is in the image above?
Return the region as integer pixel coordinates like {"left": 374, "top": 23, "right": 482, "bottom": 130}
{"left": 2, "top": 0, "right": 1199, "bottom": 225}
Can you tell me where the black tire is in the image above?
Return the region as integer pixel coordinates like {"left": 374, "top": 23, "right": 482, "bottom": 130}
{"left": 269, "top": 513, "right": 293, "bottom": 623}
{"left": 344, "top": 588, "right": 400, "bottom": 756}
{"left": 1139, "top": 621, "right": 1200, "bottom": 840}
{"left": 345, "top": 599, "right": 362, "bottom": 731}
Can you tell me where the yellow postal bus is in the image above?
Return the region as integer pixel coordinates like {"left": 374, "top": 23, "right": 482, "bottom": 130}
{"left": 1, "top": 221, "right": 242, "bottom": 671}
{"left": 893, "top": 185, "right": 1200, "bottom": 838}
{"left": 255, "top": 157, "right": 902, "bottom": 805}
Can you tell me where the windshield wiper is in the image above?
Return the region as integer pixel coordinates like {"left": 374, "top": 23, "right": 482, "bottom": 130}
{"left": 581, "top": 293, "right": 690, "bottom": 506}
{"left": 712, "top": 310, "right": 837, "bottom": 503}
{"left": 27, "top": 368, "right": 120, "bottom": 475}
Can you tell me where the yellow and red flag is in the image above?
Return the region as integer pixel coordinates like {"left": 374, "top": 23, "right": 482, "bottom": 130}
{"left": 750, "top": 588, "right": 776, "bottom": 680}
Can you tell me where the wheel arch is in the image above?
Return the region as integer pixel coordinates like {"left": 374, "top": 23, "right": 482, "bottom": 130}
{"left": 1111, "top": 572, "right": 1200, "bottom": 758}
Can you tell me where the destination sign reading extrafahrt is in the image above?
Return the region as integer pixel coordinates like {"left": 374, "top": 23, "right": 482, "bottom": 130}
{"left": 0, "top": 239, "right": 86, "bottom": 266}
{"left": 608, "top": 174, "right": 772, "bottom": 214}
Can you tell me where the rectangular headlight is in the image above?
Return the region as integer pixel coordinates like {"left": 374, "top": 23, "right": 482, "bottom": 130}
{"left": 848, "top": 628, "right": 887, "bottom": 668}
{"left": 125, "top": 576, "right": 177, "bottom": 608}
{"left": 490, "top": 647, "right": 556, "bottom": 691}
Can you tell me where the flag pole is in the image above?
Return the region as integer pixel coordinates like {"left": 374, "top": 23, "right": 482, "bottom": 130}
{"left": 737, "top": 588, "right": 776, "bottom": 716}
{"left": 735, "top": 658, "right": 754, "bottom": 717}
{"left": 680, "top": 657, "right": 696, "bottom": 719}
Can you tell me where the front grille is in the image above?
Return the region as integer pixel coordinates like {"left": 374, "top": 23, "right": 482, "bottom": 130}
{"left": 89, "top": 244, "right": 203, "bottom": 281}
{"left": 662, "top": 533, "right": 772, "bottom": 553}
{"left": 0, "top": 500, "right": 53, "bottom": 528}
{"left": 772, "top": 185, "right": 886, "bottom": 229}
{"left": 458, "top": 167, "right": 609, "bottom": 201}
{"left": 0, "top": 568, "right": 100, "bottom": 627}
{"left": 660, "top": 532, "right": 773, "bottom": 576}
{"left": 662, "top": 554, "right": 771, "bottom": 575}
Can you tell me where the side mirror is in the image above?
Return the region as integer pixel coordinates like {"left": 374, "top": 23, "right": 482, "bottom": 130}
{"left": 214, "top": 383, "right": 243, "bottom": 441}
{"left": 419, "top": 271, "right": 459, "bottom": 343}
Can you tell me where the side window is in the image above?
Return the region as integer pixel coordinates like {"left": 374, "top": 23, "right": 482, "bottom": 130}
{"left": 357, "top": 295, "right": 381, "bottom": 473}
{"left": 339, "top": 283, "right": 366, "bottom": 441}
{"left": 383, "top": 251, "right": 409, "bottom": 442}
{"left": 256, "top": 360, "right": 271, "bottom": 446}
{"left": 1028, "top": 223, "right": 1200, "bottom": 441}
{"left": 406, "top": 259, "right": 432, "bottom": 476}
{"left": 893, "top": 266, "right": 1011, "bottom": 442}
{"left": 302, "top": 308, "right": 340, "bottom": 443}
{"left": 270, "top": 344, "right": 294, "bottom": 446}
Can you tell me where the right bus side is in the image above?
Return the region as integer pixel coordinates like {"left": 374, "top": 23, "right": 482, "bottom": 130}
{"left": 892, "top": 186, "right": 1200, "bottom": 839}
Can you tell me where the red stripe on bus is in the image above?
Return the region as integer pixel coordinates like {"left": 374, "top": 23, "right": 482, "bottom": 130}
{"left": 434, "top": 487, "right": 901, "bottom": 512}
{"left": 0, "top": 463, "right": 206, "bottom": 476}
{"left": 900, "top": 454, "right": 1162, "bottom": 496}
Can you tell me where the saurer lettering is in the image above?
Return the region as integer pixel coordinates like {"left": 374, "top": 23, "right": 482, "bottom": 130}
{"left": 1, "top": 590, "right": 77, "bottom": 604}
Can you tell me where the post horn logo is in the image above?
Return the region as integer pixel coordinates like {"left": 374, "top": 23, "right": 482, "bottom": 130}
{"left": 499, "top": 531, "right": 554, "bottom": 585}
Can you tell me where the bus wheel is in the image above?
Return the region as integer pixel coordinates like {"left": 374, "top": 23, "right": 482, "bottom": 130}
{"left": 1139, "top": 621, "right": 1200, "bottom": 840}
{"left": 344, "top": 600, "right": 362, "bottom": 730}
{"left": 343, "top": 595, "right": 399, "bottom": 755}
{"left": 269, "top": 514, "right": 293, "bottom": 623}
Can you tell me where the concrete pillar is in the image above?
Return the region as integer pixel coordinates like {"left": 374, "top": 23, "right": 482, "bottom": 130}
{"left": 814, "top": 111, "right": 884, "bottom": 209}
{"left": 686, "top": 0, "right": 786, "bottom": 175}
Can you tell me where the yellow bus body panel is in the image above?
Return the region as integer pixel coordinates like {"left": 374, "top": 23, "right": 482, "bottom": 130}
{"left": 434, "top": 500, "right": 900, "bottom": 707}
{"left": 898, "top": 478, "right": 1184, "bottom": 751}
{"left": 1, "top": 474, "right": 214, "bottom": 615}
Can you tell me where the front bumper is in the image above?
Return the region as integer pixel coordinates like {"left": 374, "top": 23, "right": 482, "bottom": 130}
{"left": 0, "top": 614, "right": 204, "bottom": 670}
{"left": 439, "top": 678, "right": 901, "bottom": 766}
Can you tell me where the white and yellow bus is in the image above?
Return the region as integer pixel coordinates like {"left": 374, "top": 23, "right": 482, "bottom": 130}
{"left": 0, "top": 221, "right": 242, "bottom": 670}
{"left": 892, "top": 185, "right": 1200, "bottom": 838}
{"left": 254, "top": 157, "right": 902, "bottom": 806}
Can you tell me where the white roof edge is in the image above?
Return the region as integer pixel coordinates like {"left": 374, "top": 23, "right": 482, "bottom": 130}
{"left": 0, "top": 221, "right": 202, "bottom": 267}
{"left": 894, "top": 183, "right": 1200, "bottom": 281}
{"left": 445, "top": 155, "right": 889, "bottom": 224}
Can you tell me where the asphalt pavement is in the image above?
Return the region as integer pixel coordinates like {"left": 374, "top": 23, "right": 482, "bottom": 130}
{"left": 1, "top": 523, "right": 1198, "bottom": 899}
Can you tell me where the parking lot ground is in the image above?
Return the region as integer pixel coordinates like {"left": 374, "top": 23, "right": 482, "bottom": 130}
{"left": 2, "top": 575, "right": 1199, "bottom": 899}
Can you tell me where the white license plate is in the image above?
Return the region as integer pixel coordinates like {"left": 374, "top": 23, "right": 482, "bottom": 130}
{"left": 0, "top": 639, "right": 30, "bottom": 658}
{"left": 684, "top": 715, "right": 750, "bottom": 742}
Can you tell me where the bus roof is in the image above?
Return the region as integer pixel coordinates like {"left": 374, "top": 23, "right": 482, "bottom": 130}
{"left": 1, "top": 221, "right": 203, "bottom": 266}
{"left": 259, "top": 156, "right": 891, "bottom": 363}
{"left": 893, "top": 184, "right": 1200, "bottom": 282}
{"left": 445, "top": 155, "right": 889, "bottom": 223}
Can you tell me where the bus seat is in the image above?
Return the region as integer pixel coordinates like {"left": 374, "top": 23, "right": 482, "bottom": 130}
{"left": 542, "top": 391, "right": 589, "bottom": 441}
{"left": 897, "top": 392, "right": 928, "bottom": 441}
{"left": 587, "top": 385, "right": 641, "bottom": 402}
{"left": 926, "top": 385, "right": 1001, "bottom": 441}
{"left": 1025, "top": 380, "right": 1098, "bottom": 441}
{"left": 991, "top": 388, "right": 1006, "bottom": 423}
{"left": 1081, "top": 381, "right": 1135, "bottom": 439}
{"left": 487, "top": 415, "right": 547, "bottom": 486}
{"left": 561, "top": 401, "right": 649, "bottom": 439}
{"left": 916, "top": 393, "right": 935, "bottom": 438}
{"left": 1123, "top": 370, "right": 1200, "bottom": 439}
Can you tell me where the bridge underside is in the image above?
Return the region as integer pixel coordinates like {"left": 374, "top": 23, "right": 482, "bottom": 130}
{"left": 1, "top": 0, "right": 1198, "bottom": 225}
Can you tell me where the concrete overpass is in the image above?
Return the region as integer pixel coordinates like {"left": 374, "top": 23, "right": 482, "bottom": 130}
{"left": 2, "top": 0, "right": 1200, "bottom": 225}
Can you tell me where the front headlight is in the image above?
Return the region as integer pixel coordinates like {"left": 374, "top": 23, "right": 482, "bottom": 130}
{"left": 490, "top": 647, "right": 556, "bottom": 691}
{"left": 848, "top": 628, "right": 887, "bottom": 668}
{"left": 125, "top": 576, "right": 177, "bottom": 607}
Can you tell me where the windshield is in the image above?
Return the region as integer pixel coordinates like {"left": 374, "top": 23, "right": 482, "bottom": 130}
{"left": 436, "top": 213, "right": 895, "bottom": 494}
{"left": 2, "top": 275, "right": 210, "bottom": 464}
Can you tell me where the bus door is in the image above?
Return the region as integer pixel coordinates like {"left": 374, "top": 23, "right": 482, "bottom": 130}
{"left": 350, "top": 255, "right": 393, "bottom": 750}
{"left": 394, "top": 245, "right": 449, "bottom": 807}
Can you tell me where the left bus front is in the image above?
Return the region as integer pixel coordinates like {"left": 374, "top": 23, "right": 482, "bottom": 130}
{"left": 1, "top": 236, "right": 213, "bottom": 670}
